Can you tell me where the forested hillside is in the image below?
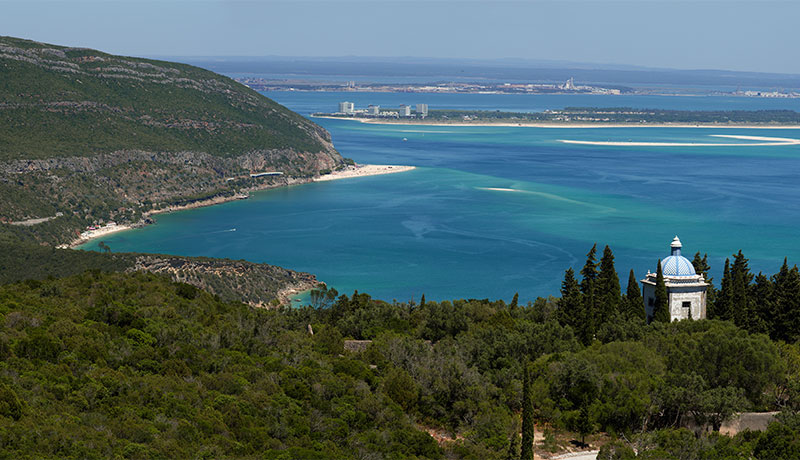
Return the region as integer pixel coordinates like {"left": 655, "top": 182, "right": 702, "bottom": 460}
{"left": 0, "top": 234, "right": 318, "bottom": 308}
{"left": 1, "top": 245, "right": 800, "bottom": 459}
{"left": 0, "top": 36, "right": 346, "bottom": 244}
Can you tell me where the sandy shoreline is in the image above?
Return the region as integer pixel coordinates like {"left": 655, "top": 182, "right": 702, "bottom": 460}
{"left": 314, "top": 164, "right": 415, "bottom": 182}
{"left": 66, "top": 163, "right": 415, "bottom": 248}
{"left": 60, "top": 223, "right": 134, "bottom": 249}
{"left": 312, "top": 115, "right": 800, "bottom": 130}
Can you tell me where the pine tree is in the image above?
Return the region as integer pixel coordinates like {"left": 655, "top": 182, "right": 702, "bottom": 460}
{"left": 520, "top": 361, "right": 535, "bottom": 460}
{"left": 625, "top": 269, "right": 645, "bottom": 320}
{"left": 653, "top": 260, "right": 670, "bottom": 323}
{"left": 559, "top": 268, "right": 589, "bottom": 345}
{"left": 580, "top": 244, "right": 599, "bottom": 336}
{"left": 597, "top": 245, "right": 621, "bottom": 321}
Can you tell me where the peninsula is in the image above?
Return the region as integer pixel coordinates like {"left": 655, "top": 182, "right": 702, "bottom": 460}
{"left": 314, "top": 107, "right": 800, "bottom": 128}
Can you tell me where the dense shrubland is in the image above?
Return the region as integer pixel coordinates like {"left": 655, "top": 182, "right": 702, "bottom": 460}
{"left": 1, "top": 243, "right": 800, "bottom": 458}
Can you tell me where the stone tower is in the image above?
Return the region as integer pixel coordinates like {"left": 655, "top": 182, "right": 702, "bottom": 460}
{"left": 641, "top": 236, "right": 709, "bottom": 321}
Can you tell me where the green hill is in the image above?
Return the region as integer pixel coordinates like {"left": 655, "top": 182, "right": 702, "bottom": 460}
{"left": 0, "top": 36, "right": 345, "bottom": 243}
{"left": 0, "top": 269, "right": 798, "bottom": 459}
{"left": 0, "top": 36, "right": 334, "bottom": 160}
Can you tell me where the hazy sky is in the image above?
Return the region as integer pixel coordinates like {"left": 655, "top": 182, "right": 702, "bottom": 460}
{"left": 2, "top": 0, "right": 798, "bottom": 74}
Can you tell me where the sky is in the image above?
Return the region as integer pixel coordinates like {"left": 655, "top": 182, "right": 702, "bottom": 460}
{"left": 1, "top": 0, "right": 799, "bottom": 74}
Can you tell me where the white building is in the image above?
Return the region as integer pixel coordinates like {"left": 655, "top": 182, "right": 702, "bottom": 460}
{"left": 416, "top": 104, "right": 428, "bottom": 116}
{"left": 398, "top": 105, "right": 412, "bottom": 117}
{"left": 368, "top": 105, "right": 380, "bottom": 116}
{"left": 641, "top": 236, "right": 708, "bottom": 322}
{"left": 338, "top": 101, "right": 354, "bottom": 114}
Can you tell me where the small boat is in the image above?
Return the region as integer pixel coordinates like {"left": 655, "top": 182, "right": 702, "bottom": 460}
{"left": 402, "top": 137, "right": 408, "bottom": 141}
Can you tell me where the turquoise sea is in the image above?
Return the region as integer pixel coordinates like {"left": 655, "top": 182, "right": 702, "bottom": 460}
{"left": 81, "top": 92, "right": 800, "bottom": 303}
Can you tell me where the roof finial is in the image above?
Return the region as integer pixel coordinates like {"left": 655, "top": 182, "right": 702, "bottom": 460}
{"left": 671, "top": 235, "right": 682, "bottom": 248}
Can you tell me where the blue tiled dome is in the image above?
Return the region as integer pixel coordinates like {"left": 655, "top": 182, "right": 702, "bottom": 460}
{"left": 661, "top": 236, "right": 696, "bottom": 277}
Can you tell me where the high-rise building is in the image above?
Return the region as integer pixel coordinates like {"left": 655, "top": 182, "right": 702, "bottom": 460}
{"left": 368, "top": 105, "right": 380, "bottom": 116}
{"left": 398, "top": 105, "right": 412, "bottom": 117}
{"left": 338, "top": 101, "right": 354, "bottom": 114}
{"left": 416, "top": 104, "right": 428, "bottom": 116}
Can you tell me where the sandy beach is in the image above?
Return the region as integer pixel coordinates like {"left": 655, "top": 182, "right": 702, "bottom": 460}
{"left": 314, "top": 164, "right": 416, "bottom": 182}
{"left": 65, "top": 163, "right": 415, "bottom": 248}
{"left": 62, "top": 223, "right": 133, "bottom": 248}
{"left": 312, "top": 115, "right": 800, "bottom": 130}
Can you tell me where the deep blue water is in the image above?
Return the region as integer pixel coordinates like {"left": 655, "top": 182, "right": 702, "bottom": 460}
{"left": 81, "top": 92, "right": 800, "bottom": 303}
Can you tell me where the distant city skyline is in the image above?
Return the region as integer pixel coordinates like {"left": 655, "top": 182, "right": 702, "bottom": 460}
{"left": 2, "top": 0, "right": 799, "bottom": 74}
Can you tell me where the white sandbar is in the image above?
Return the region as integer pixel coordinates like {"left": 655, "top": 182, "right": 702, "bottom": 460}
{"left": 559, "top": 135, "right": 800, "bottom": 147}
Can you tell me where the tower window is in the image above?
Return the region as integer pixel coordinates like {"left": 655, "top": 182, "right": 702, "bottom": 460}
{"left": 682, "top": 301, "right": 691, "bottom": 309}
{"left": 648, "top": 298, "right": 654, "bottom": 307}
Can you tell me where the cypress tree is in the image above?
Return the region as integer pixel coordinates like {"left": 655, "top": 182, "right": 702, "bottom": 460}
{"left": 510, "top": 292, "right": 519, "bottom": 310}
{"left": 597, "top": 245, "right": 621, "bottom": 320}
{"left": 577, "top": 401, "right": 592, "bottom": 446}
{"left": 752, "top": 272, "right": 773, "bottom": 335}
{"left": 580, "top": 244, "right": 599, "bottom": 335}
{"left": 559, "top": 269, "right": 580, "bottom": 325}
{"left": 692, "top": 251, "right": 717, "bottom": 305}
{"left": 691, "top": 252, "right": 711, "bottom": 280}
{"left": 712, "top": 258, "right": 732, "bottom": 320}
{"left": 653, "top": 260, "right": 670, "bottom": 323}
{"left": 559, "top": 268, "right": 589, "bottom": 345}
{"left": 625, "top": 269, "right": 645, "bottom": 320}
{"left": 773, "top": 259, "right": 800, "bottom": 342}
{"left": 420, "top": 294, "right": 426, "bottom": 308}
{"left": 730, "top": 250, "right": 754, "bottom": 329}
{"left": 520, "top": 361, "right": 535, "bottom": 460}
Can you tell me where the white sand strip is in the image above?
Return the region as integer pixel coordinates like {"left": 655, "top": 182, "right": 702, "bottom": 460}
{"left": 314, "top": 164, "right": 415, "bottom": 182}
{"left": 311, "top": 115, "right": 800, "bottom": 130}
{"left": 559, "top": 135, "right": 800, "bottom": 147}
{"left": 65, "top": 223, "right": 132, "bottom": 248}
{"left": 80, "top": 224, "right": 131, "bottom": 240}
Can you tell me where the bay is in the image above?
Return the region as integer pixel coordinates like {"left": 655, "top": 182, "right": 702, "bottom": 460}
{"left": 81, "top": 92, "right": 800, "bottom": 303}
